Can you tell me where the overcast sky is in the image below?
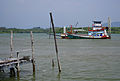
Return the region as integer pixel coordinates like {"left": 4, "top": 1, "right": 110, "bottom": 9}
{"left": 0, "top": 0, "right": 120, "bottom": 28}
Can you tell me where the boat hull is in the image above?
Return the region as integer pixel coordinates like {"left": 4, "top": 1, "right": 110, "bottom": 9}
{"left": 67, "top": 34, "right": 110, "bottom": 39}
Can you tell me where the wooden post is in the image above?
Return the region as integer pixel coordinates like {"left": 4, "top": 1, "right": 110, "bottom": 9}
{"left": 30, "top": 31, "right": 35, "bottom": 73}
{"left": 10, "top": 67, "right": 15, "bottom": 77}
{"left": 10, "top": 30, "right": 13, "bottom": 58}
{"left": 49, "top": 12, "right": 61, "bottom": 73}
{"left": 108, "top": 17, "right": 111, "bottom": 36}
{"left": 17, "top": 51, "right": 20, "bottom": 77}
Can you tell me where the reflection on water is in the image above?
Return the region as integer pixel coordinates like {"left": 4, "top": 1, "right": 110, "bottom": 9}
{"left": 0, "top": 33, "right": 120, "bottom": 81}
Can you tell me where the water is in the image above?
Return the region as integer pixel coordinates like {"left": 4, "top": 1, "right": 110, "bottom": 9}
{"left": 0, "top": 33, "right": 120, "bottom": 81}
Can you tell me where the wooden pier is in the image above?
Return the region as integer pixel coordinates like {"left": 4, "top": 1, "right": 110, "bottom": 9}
{"left": 0, "top": 31, "right": 35, "bottom": 77}
{"left": 0, "top": 56, "right": 31, "bottom": 72}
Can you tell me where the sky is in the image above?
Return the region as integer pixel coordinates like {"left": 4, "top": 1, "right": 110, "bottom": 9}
{"left": 0, "top": 0, "right": 120, "bottom": 28}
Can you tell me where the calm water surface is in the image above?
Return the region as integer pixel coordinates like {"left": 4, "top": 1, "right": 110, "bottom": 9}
{"left": 0, "top": 33, "right": 120, "bottom": 81}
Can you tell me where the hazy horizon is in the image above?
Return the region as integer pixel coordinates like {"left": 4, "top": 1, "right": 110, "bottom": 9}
{"left": 0, "top": 0, "right": 120, "bottom": 28}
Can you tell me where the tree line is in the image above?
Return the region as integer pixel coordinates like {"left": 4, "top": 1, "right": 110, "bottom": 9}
{"left": 0, "top": 27, "right": 120, "bottom": 34}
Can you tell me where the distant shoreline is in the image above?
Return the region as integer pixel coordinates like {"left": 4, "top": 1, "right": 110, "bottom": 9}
{"left": 0, "top": 27, "right": 120, "bottom": 34}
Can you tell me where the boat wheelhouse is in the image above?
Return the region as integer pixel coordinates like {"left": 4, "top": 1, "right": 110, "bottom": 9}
{"left": 87, "top": 21, "right": 110, "bottom": 39}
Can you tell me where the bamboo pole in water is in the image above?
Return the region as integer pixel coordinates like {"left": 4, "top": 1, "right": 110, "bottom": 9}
{"left": 17, "top": 52, "right": 20, "bottom": 77}
{"left": 10, "top": 30, "right": 13, "bottom": 57}
{"left": 30, "top": 31, "right": 35, "bottom": 73}
{"left": 108, "top": 17, "right": 111, "bottom": 36}
{"left": 49, "top": 12, "right": 61, "bottom": 73}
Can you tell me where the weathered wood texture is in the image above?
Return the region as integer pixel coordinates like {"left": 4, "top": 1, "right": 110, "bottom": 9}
{"left": 10, "top": 30, "right": 13, "bottom": 57}
{"left": 30, "top": 31, "right": 35, "bottom": 73}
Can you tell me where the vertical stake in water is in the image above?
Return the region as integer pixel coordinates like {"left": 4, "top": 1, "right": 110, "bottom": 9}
{"left": 49, "top": 12, "right": 61, "bottom": 73}
{"left": 10, "top": 30, "right": 13, "bottom": 58}
{"left": 17, "top": 52, "right": 20, "bottom": 78}
{"left": 30, "top": 31, "right": 35, "bottom": 73}
{"left": 108, "top": 17, "right": 111, "bottom": 37}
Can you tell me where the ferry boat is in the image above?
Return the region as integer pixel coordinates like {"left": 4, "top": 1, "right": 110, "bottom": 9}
{"left": 61, "top": 19, "right": 111, "bottom": 39}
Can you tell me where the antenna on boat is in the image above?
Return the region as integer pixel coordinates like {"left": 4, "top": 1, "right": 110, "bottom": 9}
{"left": 108, "top": 17, "right": 111, "bottom": 37}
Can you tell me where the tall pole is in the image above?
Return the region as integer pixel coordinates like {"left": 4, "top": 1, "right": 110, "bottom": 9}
{"left": 108, "top": 17, "right": 111, "bottom": 36}
{"left": 30, "top": 31, "right": 35, "bottom": 73}
{"left": 49, "top": 12, "right": 61, "bottom": 73}
{"left": 64, "top": 26, "right": 66, "bottom": 34}
{"left": 70, "top": 25, "right": 72, "bottom": 34}
{"left": 10, "top": 30, "right": 13, "bottom": 58}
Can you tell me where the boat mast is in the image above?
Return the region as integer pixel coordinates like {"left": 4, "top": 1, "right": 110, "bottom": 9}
{"left": 70, "top": 25, "right": 72, "bottom": 33}
{"left": 63, "top": 26, "right": 66, "bottom": 34}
